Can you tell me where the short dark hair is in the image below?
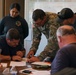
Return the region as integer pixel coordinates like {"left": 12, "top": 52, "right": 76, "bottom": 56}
{"left": 6, "top": 28, "right": 20, "bottom": 40}
{"left": 32, "top": 9, "right": 46, "bottom": 21}
{"left": 10, "top": 3, "right": 21, "bottom": 12}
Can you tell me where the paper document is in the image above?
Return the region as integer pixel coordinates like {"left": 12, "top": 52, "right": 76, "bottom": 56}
{"left": 10, "top": 61, "right": 26, "bottom": 66}
{"left": 1, "top": 63, "right": 7, "bottom": 67}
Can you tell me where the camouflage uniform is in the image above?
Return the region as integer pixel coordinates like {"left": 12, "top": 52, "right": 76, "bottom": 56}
{"left": 30, "top": 12, "right": 61, "bottom": 61}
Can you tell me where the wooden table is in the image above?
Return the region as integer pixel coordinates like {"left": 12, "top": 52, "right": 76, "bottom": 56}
{"left": 0, "top": 60, "right": 28, "bottom": 75}
{"left": 0, "top": 60, "right": 51, "bottom": 75}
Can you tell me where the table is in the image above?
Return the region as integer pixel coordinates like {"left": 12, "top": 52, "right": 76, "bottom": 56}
{"left": 0, "top": 60, "right": 27, "bottom": 75}
{"left": 0, "top": 60, "right": 51, "bottom": 75}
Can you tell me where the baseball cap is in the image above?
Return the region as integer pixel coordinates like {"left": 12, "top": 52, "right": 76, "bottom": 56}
{"left": 56, "top": 8, "right": 74, "bottom": 23}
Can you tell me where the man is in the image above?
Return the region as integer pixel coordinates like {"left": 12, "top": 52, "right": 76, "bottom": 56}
{"left": 51, "top": 25, "right": 76, "bottom": 74}
{"left": 56, "top": 8, "right": 76, "bottom": 29}
{"left": 27, "top": 9, "right": 61, "bottom": 62}
{"left": 0, "top": 28, "right": 25, "bottom": 61}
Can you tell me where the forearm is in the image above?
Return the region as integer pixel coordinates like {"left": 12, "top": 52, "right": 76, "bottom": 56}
{"left": 37, "top": 42, "right": 59, "bottom": 61}
{"left": 30, "top": 38, "right": 41, "bottom": 55}
{"left": 27, "top": 39, "right": 40, "bottom": 58}
{"left": 0, "top": 55, "right": 11, "bottom": 61}
{"left": 30, "top": 25, "right": 42, "bottom": 54}
{"left": 37, "top": 47, "right": 51, "bottom": 61}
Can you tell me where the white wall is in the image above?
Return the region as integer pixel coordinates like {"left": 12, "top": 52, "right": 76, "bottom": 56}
{"left": 34, "top": 2, "right": 76, "bottom": 13}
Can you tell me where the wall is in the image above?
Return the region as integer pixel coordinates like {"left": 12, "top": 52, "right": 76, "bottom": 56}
{"left": 0, "top": 0, "right": 4, "bottom": 19}
{"left": 34, "top": 2, "right": 76, "bottom": 13}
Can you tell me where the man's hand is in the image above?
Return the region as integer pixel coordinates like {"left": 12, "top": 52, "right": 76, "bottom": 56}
{"left": 16, "top": 51, "right": 24, "bottom": 57}
{"left": 27, "top": 56, "right": 40, "bottom": 63}
{"left": 12, "top": 55, "right": 22, "bottom": 61}
{"left": 27, "top": 50, "right": 34, "bottom": 58}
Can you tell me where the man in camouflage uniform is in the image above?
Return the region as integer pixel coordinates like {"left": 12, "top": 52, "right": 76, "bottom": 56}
{"left": 27, "top": 9, "right": 61, "bottom": 62}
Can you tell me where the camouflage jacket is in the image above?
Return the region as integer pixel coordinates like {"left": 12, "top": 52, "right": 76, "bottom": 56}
{"left": 30, "top": 12, "right": 61, "bottom": 61}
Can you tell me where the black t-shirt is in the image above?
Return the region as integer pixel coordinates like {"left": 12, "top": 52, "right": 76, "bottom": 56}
{"left": 0, "top": 36, "right": 24, "bottom": 57}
